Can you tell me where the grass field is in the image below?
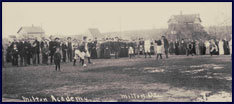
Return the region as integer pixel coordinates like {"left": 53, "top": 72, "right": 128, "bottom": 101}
{"left": 2, "top": 55, "right": 232, "bottom": 102}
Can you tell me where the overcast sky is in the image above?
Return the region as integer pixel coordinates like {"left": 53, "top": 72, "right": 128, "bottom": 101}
{"left": 2, "top": 2, "right": 232, "bottom": 37}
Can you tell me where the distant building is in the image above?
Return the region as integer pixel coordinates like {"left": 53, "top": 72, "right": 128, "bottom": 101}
{"left": 167, "top": 13, "right": 206, "bottom": 40}
{"left": 17, "top": 25, "right": 45, "bottom": 40}
{"left": 102, "top": 29, "right": 167, "bottom": 40}
{"left": 84, "top": 28, "right": 103, "bottom": 40}
{"left": 68, "top": 34, "right": 83, "bottom": 41}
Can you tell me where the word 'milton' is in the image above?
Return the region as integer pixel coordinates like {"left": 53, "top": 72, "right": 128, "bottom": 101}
{"left": 22, "top": 95, "right": 99, "bottom": 102}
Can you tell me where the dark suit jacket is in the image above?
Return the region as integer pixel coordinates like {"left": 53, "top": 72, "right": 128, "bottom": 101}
{"left": 163, "top": 39, "right": 169, "bottom": 49}
{"left": 62, "top": 43, "right": 68, "bottom": 52}
{"left": 33, "top": 40, "right": 40, "bottom": 53}
{"left": 18, "top": 42, "right": 26, "bottom": 55}
{"left": 49, "top": 41, "right": 56, "bottom": 55}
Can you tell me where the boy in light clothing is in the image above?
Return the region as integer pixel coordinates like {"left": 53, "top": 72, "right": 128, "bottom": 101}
{"left": 128, "top": 45, "right": 134, "bottom": 59}
{"left": 144, "top": 39, "right": 151, "bottom": 58}
{"left": 155, "top": 40, "right": 163, "bottom": 60}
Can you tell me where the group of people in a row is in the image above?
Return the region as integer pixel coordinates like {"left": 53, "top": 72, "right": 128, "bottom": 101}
{"left": 168, "top": 38, "right": 232, "bottom": 56}
{"left": 2, "top": 36, "right": 88, "bottom": 67}
{"left": 2, "top": 35, "right": 232, "bottom": 69}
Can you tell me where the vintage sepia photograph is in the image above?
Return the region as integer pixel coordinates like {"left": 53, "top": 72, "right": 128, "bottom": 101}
{"left": 2, "top": 2, "right": 232, "bottom": 102}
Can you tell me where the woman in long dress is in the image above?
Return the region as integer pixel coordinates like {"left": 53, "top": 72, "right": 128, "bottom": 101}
{"left": 174, "top": 39, "right": 180, "bottom": 55}
{"left": 169, "top": 40, "right": 174, "bottom": 55}
{"left": 205, "top": 40, "right": 210, "bottom": 55}
{"left": 219, "top": 40, "right": 224, "bottom": 55}
{"left": 180, "top": 39, "right": 186, "bottom": 55}
{"left": 229, "top": 39, "right": 232, "bottom": 59}
{"left": 195, "top": 40, "right": 200, "bottom": 55}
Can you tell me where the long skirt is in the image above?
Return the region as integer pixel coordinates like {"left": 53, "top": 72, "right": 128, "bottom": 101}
{"left": 6, "top": 52, "right": 12, "bottom": 63}
{"left": 206, "top": 46, "right": 210, "bottom": 55}
{"left": 175, "top": 47, "right": 179, "bottom": 55}
{"left": 91, "top": 49, "right": 97, "bottom": 59}
{"left": 156, "top": 45, "right": 163, "bottom": 54}
{"left": 219, "top": 45, "right": 224, "bottom": 55}
{"left": 229, "top": 45, "right": 232, "bottom": 55}
{"left": 196, "top": 46, "right": 200, "bottom": 55}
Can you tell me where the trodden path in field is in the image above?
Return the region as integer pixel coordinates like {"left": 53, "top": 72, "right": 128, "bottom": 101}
{"left": 2, "top": 55, "right": 232, "bottom": 102}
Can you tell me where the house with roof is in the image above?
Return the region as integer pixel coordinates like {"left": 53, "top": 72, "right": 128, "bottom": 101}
{"left": 17, "top": 25, "right": 45, "bottom": 40}
{"left": 83, "top": 28, "right": 104, "bottom": 40}
{"left": 167, "top": 13, "right": 207, "bottom": 40}
{"left": 102, "top": 28, "right": 167, "bottom": 40}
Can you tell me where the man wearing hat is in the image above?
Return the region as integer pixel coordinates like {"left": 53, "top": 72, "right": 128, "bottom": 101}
{"left": 55, "top": 37, "right": 61, "bottom": 48}
{"left": 32, "top": 38, "right": 40, "bottom": 65}
{"left": 113, "top": 37, "right": 120, "bottom": 59}
{"left": 229, "top": 35, "right": 232, "bottom": 60}
{"left": 61, "top": 40, "right": 68, "bottom": 62}
{"left": 162, "top": 36, "right": 169, "bottom": 58}
{"left": 18, "top": 39, "right": 26, "bottom": 66}
{"left": 49, "top": 36, "right": 57, "bottom": 64}
{"left": 42, "top": 39, "right": 49, "bottom": 65}
{"left": 66, "top": 37, "right": 73, "bottom": 62}
{"left": 25, "top": 40, "right": 32, "bottom": 65}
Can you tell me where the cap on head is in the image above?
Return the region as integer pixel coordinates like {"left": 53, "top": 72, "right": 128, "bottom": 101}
{"left": 83, "top": 36, "right": 87, "bottom": 40}
{"left": 55, "top": 37, "right": 59, "bottom": 40}
{"left": 67, "top": 37, "right": 71, "bottom": 40}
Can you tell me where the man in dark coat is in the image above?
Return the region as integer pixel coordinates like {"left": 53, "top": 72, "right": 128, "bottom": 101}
{"left": 192, "top": 40, "right": 196, "bottom": 55}
{"left": 169, "top": 40, "right": 174, "bottom": 55}
{"left": 32, "top": 38, "right": 40, "bottom": 65}
{"left": 162, "top": 36, "right": 169, "bottom": 58}
{"left": 180, "top": 39, "right": 186, "bottom": 55}
{"left": 119, "top": 41, "right": 125, "bottom": 57}
{"left": 49, "top": 37, "right": 56, "bottom": 64}
{"left": 104, "top": 41, "right": 111, "bottom": 59}
{"left": 199, "top": 39, "right": 205, "bottom": 55}
{"left": 18, "top": 39, "right": 26, "bottom": 66}
{"left": 67, "top": 37, "right": 73, "bottom": 62}
{"left": 41, "top": 39, "right": 45, "bottom": 50}
{"left": 89, "top": 40, "right": 98, "bottom": 59}
{"left": 124, "top": 42, "right": 129, "bottom": 57}
{"left": 113, "top": 37, "right": 120, "bottom": 59}
{"left": 6, "top": 43, "right": 12, "bottom": 63}
{"left": 92, "top": 39, "right": 98, "bottom": 59}
{"left": 175, "top": 39, "right": 180, "bottom": 55}
{"left": 100, "top": 42, "right": 105, "bottom": 58}
{"left": 25, "top": 40, "right": 32, "bottom": 65}
{"left": 61, "top": 41, "right": 67, "bottom": 62}
{"left": 223, "top": 39, "right": 229, "bottom": 55}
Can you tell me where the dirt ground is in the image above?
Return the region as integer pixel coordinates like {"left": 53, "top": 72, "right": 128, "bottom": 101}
{"left": 2, "top": 55, "right": 232, "bottom": 102}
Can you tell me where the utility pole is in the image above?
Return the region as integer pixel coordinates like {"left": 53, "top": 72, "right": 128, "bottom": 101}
{"left": 119, "top": 17, "right": 123, "bottom": 39}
